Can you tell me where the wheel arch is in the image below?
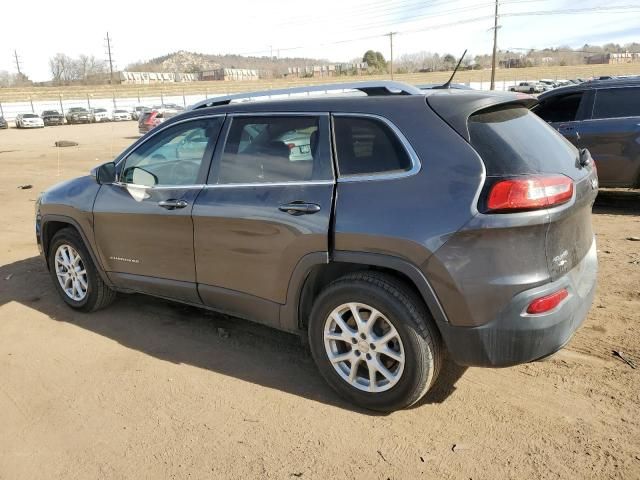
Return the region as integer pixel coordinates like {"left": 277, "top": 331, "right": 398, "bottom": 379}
{"left": 280, "top": 251, "right": 449, "bottom": 333}
{"left": 41, "top": 214, "right": 112, "bottom": 287}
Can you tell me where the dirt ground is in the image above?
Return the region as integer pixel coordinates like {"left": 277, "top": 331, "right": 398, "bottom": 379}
{"left": 0, "top": 122, "right": 639, "bottom": 480}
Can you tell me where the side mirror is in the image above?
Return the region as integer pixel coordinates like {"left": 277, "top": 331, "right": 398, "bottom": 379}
{"left": 121, "top": 166, "right": 158, "bottom": 187}
{"left": 92, "top": 162, "right": 116, "bottom": 184}
{"left": 131, "top": 167, "right": 158, "bottom": 187}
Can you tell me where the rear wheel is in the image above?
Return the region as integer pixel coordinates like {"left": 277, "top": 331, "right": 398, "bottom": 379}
{"left": 48, "top": 228, "right": 116, "bottom": 312}
{"left": 308, "top": 272, "right": 443, "bottom": 411}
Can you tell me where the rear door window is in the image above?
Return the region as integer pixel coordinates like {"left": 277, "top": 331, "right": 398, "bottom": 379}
{"left": 468, "top": 106, "right": 577, "bottom": 176}
{"left": 533, "top": 92, "right": 584, "bottom": 123}
{"left": 333, "top": 116, "right": 412, "bottom": 177}
{"left": 592, "top": 87, "right": 640, "bottom": 119}
{"left": 214, "top": 115, "right": 332, "bottom": 184}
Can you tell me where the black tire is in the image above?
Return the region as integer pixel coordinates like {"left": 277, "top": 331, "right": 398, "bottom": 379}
{"left": 529, "top": 87, "right": 534, "bottom": 93}
{"left": 48, "top": 228, "right": 116, "bottom": 312}
{"left": 308, "top": 272, "right": 443, "bottom": 412}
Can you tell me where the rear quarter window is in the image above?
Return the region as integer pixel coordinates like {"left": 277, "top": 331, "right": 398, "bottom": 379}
{"left": 333, "top": 116, "right": 412, "bottom": 177}
{"left": 592, "top": 87, "right": 640, "bottom": 119}
{"left": 468, "top": 106, "right": 577, "bottom": 175}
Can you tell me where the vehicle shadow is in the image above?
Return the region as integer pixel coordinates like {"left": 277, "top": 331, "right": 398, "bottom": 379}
{"left": 0, "top": 256, "right": 467, "bottom": 415}
{"left": 594, "top": 189, "right": 640, "bottom": 216}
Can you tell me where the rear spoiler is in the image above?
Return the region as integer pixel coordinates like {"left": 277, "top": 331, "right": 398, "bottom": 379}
{"left": 426, "top": 91, "right": 538, "bottom": 142}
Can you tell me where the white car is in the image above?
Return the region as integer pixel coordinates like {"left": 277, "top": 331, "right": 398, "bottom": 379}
{"left": 15, "top": 113, "right": 45, "bottom": 129}
{"left": 509, "top": 82, "right": 545, "bottom": 94}
{"left": 89, "top": 108, "right": 110, "bottom": 123}
{"left": 111, "top": 109, "right": 132, "bottom": 121}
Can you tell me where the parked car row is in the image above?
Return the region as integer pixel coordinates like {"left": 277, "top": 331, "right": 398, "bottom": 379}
{"left": 510, "top": 78, "right": 584, "bottom": 93}
{"left": 510, "top": 76, "right": 639, "bottom": 94}
{"left": 0, "top": 107, "right": 146, "bottom": 129}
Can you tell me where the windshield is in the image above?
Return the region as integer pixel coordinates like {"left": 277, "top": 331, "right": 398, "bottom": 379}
{"left": 23, "top": 114, "right": 39, "bottom": 118}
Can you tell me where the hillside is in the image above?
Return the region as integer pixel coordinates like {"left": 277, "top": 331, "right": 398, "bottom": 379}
{"left": 126, "top": 50, "right": 333, "bottom": 74}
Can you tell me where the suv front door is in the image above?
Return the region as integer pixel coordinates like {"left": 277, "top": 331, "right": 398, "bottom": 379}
{"left": 93, "top": 116, "right": 224, "bottom": 302}
{"left": 192, "top": 114, "right": 334, "bottom": 328}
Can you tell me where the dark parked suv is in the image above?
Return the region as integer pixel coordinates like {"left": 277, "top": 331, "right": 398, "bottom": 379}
{"left": 35, "top": 82, "right": 598, "bottom": 411}
{"left": 533, "top": 78, "right": 640, "bottom": 188}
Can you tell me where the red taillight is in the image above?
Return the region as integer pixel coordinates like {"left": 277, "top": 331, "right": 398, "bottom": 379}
{"left": 526, "top": 288, "right": 568, "bottom": 314}
{"left": 286, "top": 143, "right": 296, "bottom": 150}
{"left": 487, "top": 175, "right": 573, "bottom": 212}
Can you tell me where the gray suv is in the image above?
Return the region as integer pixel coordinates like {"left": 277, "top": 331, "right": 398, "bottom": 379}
{"left": 35, "top": 81, "right": 598, "bottom": 411}
{"left": 532, "top": 78, "right": 640, "bottom": 188}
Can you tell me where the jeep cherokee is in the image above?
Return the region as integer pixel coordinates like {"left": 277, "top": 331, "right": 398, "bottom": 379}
{"left": 35, "top": 81, "right": 598, "bottom": 411}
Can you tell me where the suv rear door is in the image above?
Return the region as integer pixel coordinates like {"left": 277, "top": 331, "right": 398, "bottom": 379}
{"left": 192, "top": 113, "right": 334, "bottom": 328}
{"left": 574, "top": 86, "right": 640, "bottom": 187}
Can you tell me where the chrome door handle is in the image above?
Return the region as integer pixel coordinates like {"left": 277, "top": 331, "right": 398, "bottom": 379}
{"left": 158, "top": 199, "right": 188, "bottom": 210}
{"left": 278, "top": 202, "right": 321, "bottom": 215}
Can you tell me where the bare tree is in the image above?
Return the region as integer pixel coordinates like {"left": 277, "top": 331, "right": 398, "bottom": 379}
{"left": 49, "top": 53, "right": 74, "bottom": 84}
{"left": 76, "top": 55, "right": 106, "bottom": 83}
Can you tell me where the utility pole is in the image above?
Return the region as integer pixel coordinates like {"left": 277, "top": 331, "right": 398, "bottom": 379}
{"left": 106, "top": 32, "right": 114, "bottom": 85}
{"left": 14, "top": 50, "right": 23, "bottom": 76}
{"left": 387, "top": 32, "right": 396, "bottom": 80}
{"left": 490, "top": 0, "right": 499, "bottom": 90}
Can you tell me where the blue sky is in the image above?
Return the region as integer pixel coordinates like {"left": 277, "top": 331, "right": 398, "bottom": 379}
{"left": 1, "top": 0, "right": 639, "bottom": 81}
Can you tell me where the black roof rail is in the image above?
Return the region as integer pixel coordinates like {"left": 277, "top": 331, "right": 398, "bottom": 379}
{"left": 188, "top": 81, "right": 422, "bottom": 110}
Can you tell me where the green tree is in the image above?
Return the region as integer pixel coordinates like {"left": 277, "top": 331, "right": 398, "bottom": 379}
{"left": 362, "top": 50, "right": 387, "bottom": 72}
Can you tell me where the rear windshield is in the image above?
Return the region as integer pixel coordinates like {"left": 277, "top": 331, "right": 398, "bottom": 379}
{"left": 468, "top": 106, "right": 577, "bottom": 175}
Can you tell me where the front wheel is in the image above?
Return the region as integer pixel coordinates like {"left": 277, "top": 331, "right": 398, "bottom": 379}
{"left": 308, "top": 272, "right": 443, "bottom": 411}
{"left": 48, "top": 228, "right": 116, "bottom": 312}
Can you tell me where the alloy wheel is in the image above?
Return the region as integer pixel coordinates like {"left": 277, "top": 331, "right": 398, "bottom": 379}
{"left": 323, "top": 302, "right": 405, "bottom": 393}
{"left": 54, "top": 244, "right": 88, "bottom": 301}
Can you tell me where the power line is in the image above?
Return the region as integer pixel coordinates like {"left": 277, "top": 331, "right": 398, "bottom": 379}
{"left": 251, "top": 4, "right": 640, "bottom": 60}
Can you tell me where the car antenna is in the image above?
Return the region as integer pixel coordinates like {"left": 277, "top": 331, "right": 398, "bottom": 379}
{"left": 433, "top": 49, "right": 468, "bottom": 89}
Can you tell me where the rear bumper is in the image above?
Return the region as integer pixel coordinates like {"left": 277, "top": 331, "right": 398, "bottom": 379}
{"left": 438, "top": 238, "right": 598, "bottom": 367}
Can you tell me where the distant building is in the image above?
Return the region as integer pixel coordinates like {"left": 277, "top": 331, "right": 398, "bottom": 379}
{"left": 119, "top": 71, "right": 198, "bottom": 84}
{"left": 585, "top": 52, "right": 640, "bottom": 64}
{"left": 499, "top": 58, "right": 525, "bottom": 68}
{"left": 200, "top": 68, "right": 260, "bottom": 81}
{"left": 287, "top": 63, "right": 368, "bottom": 77}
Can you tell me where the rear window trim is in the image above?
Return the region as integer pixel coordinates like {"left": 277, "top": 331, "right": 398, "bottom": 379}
{"left": 331, "top": 113, "right": 421, "bottom": 183}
